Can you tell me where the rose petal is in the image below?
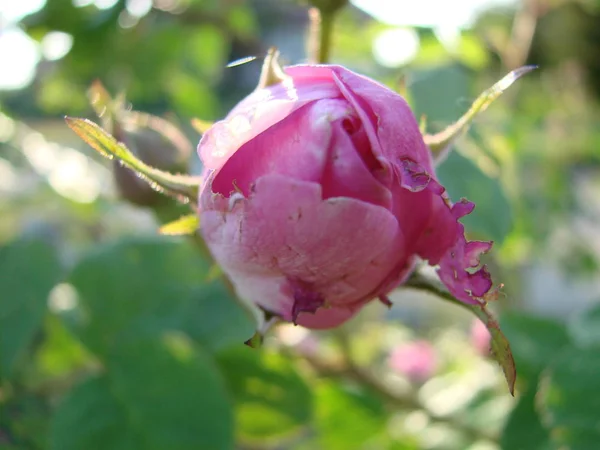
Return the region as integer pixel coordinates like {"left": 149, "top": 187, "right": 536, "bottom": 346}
{"left": 200, "top": 175, "right": 405, "bottom": 325}
{"left": 200, "top": 71, "right": 340, "bottom": 170}
{"left": 330, "top": 66, "right": 435, "bottom": 175}
{"left": 211, "top": 98, "right": 392, "bottom": 208}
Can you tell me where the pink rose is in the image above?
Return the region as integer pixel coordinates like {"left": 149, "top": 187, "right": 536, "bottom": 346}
{"left": 198, "top": 65, "right": 493, "bottom": 329}
{"left": 388, "top": 340, "right": 437, "bottom": 383}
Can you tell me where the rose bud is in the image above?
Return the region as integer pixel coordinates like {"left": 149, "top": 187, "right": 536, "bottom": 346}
{"left": 197, "top": 64, "right": 494, "bottom": 329}
{"left": 388, "top": 340, "right": 437, "bottom": 383}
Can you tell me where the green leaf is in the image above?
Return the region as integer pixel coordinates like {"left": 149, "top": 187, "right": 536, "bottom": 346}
{"left": 0, "top": 239, "right": 61, "bottom": 378}
{"left": 437, "top": 151, "right": 512, "bottom": 243}
{"left": 67, "top": 237, "right": 255, "bottom": 356}
{"left": 567, "top": 301, "right": 600, "bottom": 347}
{"left": 65, "top": 117, "right": 200, "bottom": 203}
{"left": 315, "top": 381, "right": 387, "bottom": 449}
{"left": 537, "top": 346, "right": 600, "bottom": 450}
{"left": 500, "top": 386, "right": 552, "bottom": 450}
{"left": 500, "top": 312, "right": 570, "bottom": 384}
{"left": 159, "top": 214, "right": 200, "bottom": 236}
{"left": 50, "top": 334, "right": 234, "bottom": 450}
{"left": 216, "top": 347, "right": 313, "bottom": 443}
{"left": 424, "top": 65, "right": 537, "bottom": 157}
{"left": 35, "top": 314, "right": 92, "bottom": 379}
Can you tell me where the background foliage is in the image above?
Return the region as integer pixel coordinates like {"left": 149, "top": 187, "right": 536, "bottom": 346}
{"left": 1, "top": 0, "right": 600, "bottom": 449}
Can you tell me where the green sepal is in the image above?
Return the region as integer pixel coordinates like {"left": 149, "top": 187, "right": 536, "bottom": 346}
{"left": 66, "top": 117, "right": 201, "bottom": 203}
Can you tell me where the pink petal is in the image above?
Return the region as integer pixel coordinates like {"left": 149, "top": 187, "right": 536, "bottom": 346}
{"left": 210, "top": 97, "right": 391, "bottom": 209}
{"left": 200, "top": 175, "right": 405, "bottom": 326}
{"left": 330, "top": 65, "right": 436, "bottom": 176}
{"left": 433, "top": 201, "right": 494, "bottom": 304}
{"left": 199, "top": 69, "right": 340, "bottom": 170}
{"left": 294, "top": 303, "right": 363, "bottom": 329}
{"left": 390, "top": 159, "right": 494, "bottom": 304}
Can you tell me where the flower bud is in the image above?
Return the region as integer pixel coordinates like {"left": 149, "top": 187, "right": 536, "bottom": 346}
{"left": 197, "top": 64, "right": 495, "bottom": 329}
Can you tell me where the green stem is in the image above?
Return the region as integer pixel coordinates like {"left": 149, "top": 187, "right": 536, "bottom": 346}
{"left": 317, "top": 9, "right": 334, "bottom": 64}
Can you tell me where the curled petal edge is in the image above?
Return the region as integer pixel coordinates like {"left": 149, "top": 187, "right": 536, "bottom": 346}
{"left": 398, "top": 158, "right": 496, "bottom": 305}
{"left": 437, "top": 200, "right": 494, "bottom": 305}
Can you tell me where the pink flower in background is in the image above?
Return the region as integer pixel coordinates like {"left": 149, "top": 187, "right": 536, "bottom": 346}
{"left": 388, "top": 341, "right": 437, "bottom": 383}
{"left": 471, "top": 319, "right": 491, "bottom": 356}
{"left": 198, "top": 64, "right": 494, "bottom": 329}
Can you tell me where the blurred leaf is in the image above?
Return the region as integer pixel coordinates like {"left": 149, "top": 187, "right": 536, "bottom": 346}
{"left": 437, "top": 151, "right": 512, "bottom": 243}
{"left": 68, "top": 237, "right": 255, "bottom": 356}
{"left": 500, "top": 387, "right": 552, "bottom": 450}
{"left": 0, "top": 240, "right": 61, "bottom": 378}
{"left": 411, "top": 64, "right": 470, "bottom": 129}
{"left": 167, "top": 73, "right": 220, "bottom": 119}
{"left": 35, "top": 314, "right": 92, "bottom": 379}
{"left": 186, "top": 26, "right": 228, "bottom": 79}
{"left": 537, "top": 346, "right": 600, "bottom": 450}
{"left": 65, "top": 118, "right": 200, "bottom": 202}
{"left": 226, "top": 4, "right": 258, "bottom": 37}
{"left": 159, "top": 215, "right": 200, "bottom": 236}
{"left": 500, "top": 312, "right": 570, "bottom": 384}
{"left": 216, "top": 347, "right": 312, "bottom": 443}
{"left": 424, "top": 65, "right": 537, "bottom": 157}
{"left": 191, "top": 118, "right": 214, "bottom": 135}
{"left": 315, "top": 381, "right": 387, "bottom": 450}
{"left": 50, "top": 334, "right": 233, "bottom": 450}
{"left": 567, "top": 301, "right": 600, "bottom": 347}
{"left": 456, "top": 33, "right": 490, "bottom": 70}
{"left": 1, "top": 392, "right": 50, "bottom": 449}
{"left": 412, "top": 31, "right": 453, "bottom": 67}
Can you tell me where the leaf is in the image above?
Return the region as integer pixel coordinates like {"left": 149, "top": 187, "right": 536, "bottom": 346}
{"left": 65, "top": 117, "right": 200, "bottom": 203}
{"left": 437, "top": 151, "right": 512, "bottom": 243}
{"left": 216, "top": 347, "right": 313, "bottom": 443}
{"left": 424, "top": 65, "right": 537, "bottom": 159}
{"left": 404, "top": 273, "right": 516, "bottom": 395}
{"left": 500, "top": 312, "right": 570, "bottom": 384}
{"left": 567, "top": 301, "right": 600, "bottom": 347}
{"left": 0, "top": 239, "right": 61, "bottom": 378}
{"left": 473, "top": 308, "right": 517, "bottom": 396}
{"left": 67, "top": 237, "right": 256, "bottom": 356}
{"left": 159, "top": 214, "right": 200, "bottom": 236}
{"left": 537, "top": 346, "right": 600, "bottom": 450}
{"left": 500, "top": 386, "right": 552, "bottom": 450}
{"left": 35, "top": 314, "right": 92, "bottom": 379}
{"left": 50, "top": 334, "right": 234, "bottom": 450}
{"left": 314, "top": 381, "right": 387, "bottom": 449}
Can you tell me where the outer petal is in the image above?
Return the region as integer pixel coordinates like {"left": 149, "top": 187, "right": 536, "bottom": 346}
{"left": 330, "top": 66, "right": 435, "bottom": 175}
{"left": 211, "top": 98, "right": 392, "bottom": 209}
{"left": 200, "top": 175, "right": 405, "bottom": 328}
{"left": 394, "top": 159, "right": 494, "bottom": 304}
{"left": 199, "top": 69, "right": 340, "bottom": 170}
{"left": 436, "top": 201, "right": 493, "bottom": 304}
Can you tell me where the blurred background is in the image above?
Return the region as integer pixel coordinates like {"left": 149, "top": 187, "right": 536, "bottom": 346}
{"left": 1, "top": 0, "right": 600, "bottom": 449}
